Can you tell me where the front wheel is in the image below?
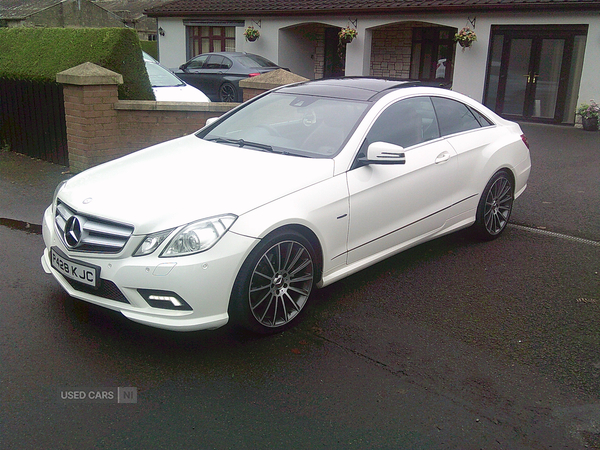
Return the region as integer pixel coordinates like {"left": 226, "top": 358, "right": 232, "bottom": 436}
{"left": 229, "top": 230, "right": 316, "bottom": 334}
{"left": 473, "top": 170, "right": 514, "bottom": 240}
{"left": 219, "top": 82, "right": 238, "bottom": 102}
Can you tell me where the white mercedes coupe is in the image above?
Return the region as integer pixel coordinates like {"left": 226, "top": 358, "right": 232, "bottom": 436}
{"left": 41, "top": 78, "right": 531, "bottom": 334}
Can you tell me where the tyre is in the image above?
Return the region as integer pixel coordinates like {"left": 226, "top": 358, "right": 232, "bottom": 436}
{"left": 219, "top": 82, "right": 237, "bottom": 102}
{"left": 473, "top": 170, "right": 514, "bottom": 240}
{"left": 229, "top": 230, "right": 316, "bottom": 334}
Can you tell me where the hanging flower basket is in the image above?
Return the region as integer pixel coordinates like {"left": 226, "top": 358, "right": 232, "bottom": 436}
{"left": 454, "top": 27, "right": 477, "bottom": 48}
{"left": 244, "top": 26, "right": 260, "bottom": 42}
{"left": 338, "top": 27, "right": 358, "bottom": 45}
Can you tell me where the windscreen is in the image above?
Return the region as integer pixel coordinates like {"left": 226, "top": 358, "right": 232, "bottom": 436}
{"left": 199, "top": 92, "right": 369, "bottom": 157}
{"left": 145, "top": 62, "right": 185, "bottom": 88}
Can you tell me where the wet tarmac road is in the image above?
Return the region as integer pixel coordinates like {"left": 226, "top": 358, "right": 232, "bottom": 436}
{"left": 1, "top": 123, "right": 599, "bottom": 449}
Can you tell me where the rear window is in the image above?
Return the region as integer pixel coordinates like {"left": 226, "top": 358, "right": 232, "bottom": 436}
{"left": 235, "top": 55, "right": 277, "bottom": 68}
{"left": 205, "top": 55, "right": 232, "bottom": 70}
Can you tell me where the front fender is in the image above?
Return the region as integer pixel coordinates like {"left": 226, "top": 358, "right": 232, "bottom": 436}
{"left": 231, "top": 174, "right": 350, "bottom": 278}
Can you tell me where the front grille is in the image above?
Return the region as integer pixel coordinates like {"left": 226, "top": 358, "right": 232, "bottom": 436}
{"left": 55, "top": 201, "right": 134, "bottom": 254}
{"left": 63, "top": 276, "right": 129, "bottom": 304}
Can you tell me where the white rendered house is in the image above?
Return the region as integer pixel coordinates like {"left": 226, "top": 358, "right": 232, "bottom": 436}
{"left": 147, "top": 0, "right": 600, "bottom": 125}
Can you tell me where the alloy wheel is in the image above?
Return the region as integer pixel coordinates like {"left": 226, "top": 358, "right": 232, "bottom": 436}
{"left": 483, "top": 175, "right": 513, "bottom": 236}
{"left": 219, "top": 83, "right": 237, "bottom": 102}
{"left": 248, "top": 240, "right": 314, "bottom": 328}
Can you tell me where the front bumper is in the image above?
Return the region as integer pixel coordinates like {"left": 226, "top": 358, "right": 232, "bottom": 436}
{"left": 41, "top": 206, "right": 258, "bottom": 331}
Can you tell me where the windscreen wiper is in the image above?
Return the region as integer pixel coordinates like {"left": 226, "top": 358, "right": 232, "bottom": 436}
{"left": 207, "top": 137, "right": 276, "bottom": 153}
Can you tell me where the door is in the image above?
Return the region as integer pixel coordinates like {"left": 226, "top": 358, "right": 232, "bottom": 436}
{"left": 503, "top": 38, "right": 565, "bottom": 119}
{"left": 200, "top": 55, "right": 233, "bottom": 95}
{"left": 410, "top": 26, "right": 456, "bottom": 86}
{"left": 178, "top": 54, "right": 210, "bottom": 92}
{"left": 484, "top": 26, "right": 588, "bottom": 123}
{"left": 346, "top": 97, "right": 458, "bottom": 265}
{"left": 324, "top": 27, "right": 345, "bottom": 78}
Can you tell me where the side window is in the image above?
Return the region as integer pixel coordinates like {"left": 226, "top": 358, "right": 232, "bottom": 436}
{"left": 431, "top": 97, "right": 482, "bottom": 136}
{"left": 363, "top": 97, "right": 440, "bottom": 150}
{"left": 187, "top": 55, "right": 208, "bottom": 70}
{"left": 221, "top": 57, "right": 233, "bottom": 70}
{"left": 469, "top": 107, "right": 494, "bottom": 127}
{"left": 205, "top": 55, "right": 225, "bottom": 69}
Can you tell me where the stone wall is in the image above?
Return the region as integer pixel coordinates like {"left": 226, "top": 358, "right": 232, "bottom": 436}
{"left": 370, "top": 23, "right": 414, "bottom": 79}
{"left": 312, "top": 26, "right": 326, "bottom": 80}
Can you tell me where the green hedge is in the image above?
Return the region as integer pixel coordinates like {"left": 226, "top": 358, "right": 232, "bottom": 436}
{"left": 0, "top": 27, "right": 154, "bottom": 100}
{"left": 140, "top": 41, "right": 158, "bottom": 60}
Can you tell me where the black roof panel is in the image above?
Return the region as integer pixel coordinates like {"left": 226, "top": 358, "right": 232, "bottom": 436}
{"left": 275, "top": 77, "right": 420, "bottom": 101}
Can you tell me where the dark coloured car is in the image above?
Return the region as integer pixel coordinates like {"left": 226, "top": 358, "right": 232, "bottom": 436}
{"left": 174, "top": 52, "right": 283, "bottom": 102}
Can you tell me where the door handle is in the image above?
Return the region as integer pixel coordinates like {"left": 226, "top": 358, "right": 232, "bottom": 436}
{"left": 435, "top": 152, "right": 450, "bottom": 164}
{"left": 523, "top": 73, "right": 540, "bottom": 84}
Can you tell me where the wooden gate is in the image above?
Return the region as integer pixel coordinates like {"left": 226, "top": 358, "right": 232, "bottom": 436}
{"left": 0, "top": 78, "right": 68, "bottom": 166}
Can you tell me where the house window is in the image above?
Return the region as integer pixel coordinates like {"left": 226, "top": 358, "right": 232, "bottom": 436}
{"left": 410, "top": 27, "right": 456, "bottom": 84}
{"left": 188, "top": 26, "right": 235, "bottom": 57}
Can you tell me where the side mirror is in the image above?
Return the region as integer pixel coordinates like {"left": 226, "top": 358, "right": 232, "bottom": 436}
{"left": 360, "top": 142, "right": 406, "bottom": 165}
{"left": 179, "top": 64, "right": 187, "bottom": 70}
{"left": 205, "top": 117, "right": 219, "bottom": 127}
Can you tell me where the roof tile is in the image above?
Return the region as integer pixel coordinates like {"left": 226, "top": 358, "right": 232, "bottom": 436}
{"left": 146, "top": 0, "right": 600, "bottom": 16}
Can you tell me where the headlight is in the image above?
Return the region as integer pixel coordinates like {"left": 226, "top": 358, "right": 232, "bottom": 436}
{"left": 53, "top": 180, "right": 67, "bottom": 206}
{"left": 160, "top": 214, "right": 237, "bottom": 257}
{"left": 133, "top": 229, "right": 175, "bottom": 257}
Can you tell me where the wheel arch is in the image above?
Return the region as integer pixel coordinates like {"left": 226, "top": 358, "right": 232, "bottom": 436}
{"left": 475, "top": 163, "right": 516, "bottom": 199}
{"left": 495, "top": 165, "right": 516, "bottom": 187}
{"left": 474, "top": 165, "right": 516, "bottom": 211}
{"left": 259, "top": 223, "right": 324, "bottom": 285}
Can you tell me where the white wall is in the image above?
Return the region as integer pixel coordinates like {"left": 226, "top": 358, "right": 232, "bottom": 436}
{"left": 278, "top": 25, "right": 322, "bottom": 79}
{"left": 578, "top": 15, "right": 600, "bottom": 107}
{"left": 157, "top": 17, "right": 188, "bottom": 69}
{"left": 238, "top": 20, "right": 278, "bottom": 61}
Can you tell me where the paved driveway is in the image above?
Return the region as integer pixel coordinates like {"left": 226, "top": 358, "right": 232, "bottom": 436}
{"left": 0, "top": 123, "right": 599, "bottom": 449}
{"left": 512, "top": 123, "right": 599, "bottom": 240}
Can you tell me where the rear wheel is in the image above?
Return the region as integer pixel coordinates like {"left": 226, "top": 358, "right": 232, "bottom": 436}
{"left": 473, "top": 170, "right": 514, "bottom": 240}
{"left": 219, "top": 82, "right": 237, "bottom": 102}
{"left": 229, "top": 230, "right": 316, "bottom": 334}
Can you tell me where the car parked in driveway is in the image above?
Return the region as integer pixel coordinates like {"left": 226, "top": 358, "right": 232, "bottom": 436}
{"left": 143, "top": 52, "right": 210, "bottom": 103}
{"left": 41, "top": 78, "right": 531, "bottom": 335}
{"left": 173, "top": 51, "right": 284, "bottom": 102}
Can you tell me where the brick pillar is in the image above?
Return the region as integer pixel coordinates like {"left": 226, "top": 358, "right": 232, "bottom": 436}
{"left": 56, "top": 63, "right": 123, "bottom": 173}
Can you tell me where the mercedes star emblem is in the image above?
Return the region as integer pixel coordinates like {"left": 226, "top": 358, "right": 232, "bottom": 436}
{"left": 64, "top": 216, "right": 84, "bottom": 248}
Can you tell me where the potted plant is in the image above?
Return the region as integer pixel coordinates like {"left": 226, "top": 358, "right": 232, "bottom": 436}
{"left": 244, "top": 26, "right": 260, "bottom": 42}
{"left": 577, "top": 100, "right": 599, "bottom": 131}
{"left": 338, "top": 27, "right": 358, "bottom": 45}
{"left": 454, "top": 27, "right": 477, "bottom": 48}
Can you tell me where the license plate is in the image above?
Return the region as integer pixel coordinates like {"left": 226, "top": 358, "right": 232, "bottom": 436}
{"left": 51, "top": 247, "right": 100, "bottom": 288}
